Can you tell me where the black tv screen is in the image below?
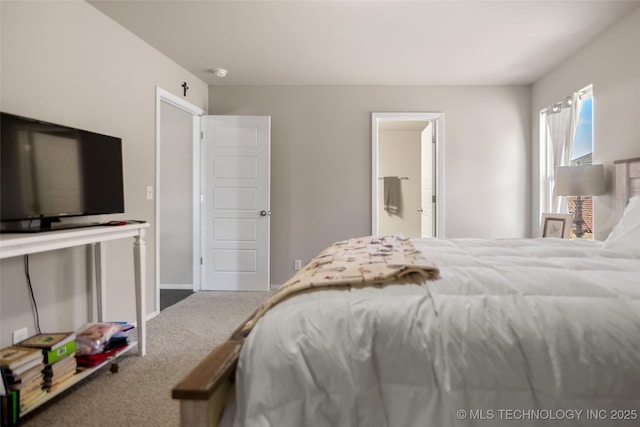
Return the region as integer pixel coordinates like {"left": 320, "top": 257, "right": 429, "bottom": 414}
{"left": 1, "top": 112, "right": 124, "bottom": 232}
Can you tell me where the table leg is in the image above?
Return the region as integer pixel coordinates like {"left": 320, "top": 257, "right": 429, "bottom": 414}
{"left": 134, "top": 229, "right": 146, "bottom": 356}
{"left": 95, "top": 242, "right": 107, "bottom": 322}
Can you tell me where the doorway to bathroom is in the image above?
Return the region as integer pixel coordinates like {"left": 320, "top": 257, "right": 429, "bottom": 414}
{"left": 371, "top": 112, "right": 444, "bottom": 237}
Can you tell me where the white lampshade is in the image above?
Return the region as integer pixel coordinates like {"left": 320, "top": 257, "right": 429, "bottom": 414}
{"left": 554, "top": 164, "right": 605, "bottom": 196}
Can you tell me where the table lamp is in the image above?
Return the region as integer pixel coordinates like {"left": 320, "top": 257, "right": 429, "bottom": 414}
{"left": 554, "top": 164, "right": 605, "bottom": 238}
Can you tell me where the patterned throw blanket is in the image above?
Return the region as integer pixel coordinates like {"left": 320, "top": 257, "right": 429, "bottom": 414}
{"left": 240, "top": 235, "right": 439, "bottom": 334}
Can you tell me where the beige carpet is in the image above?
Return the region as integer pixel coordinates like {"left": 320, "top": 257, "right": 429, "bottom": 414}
{"left": 20, "top": 290, "right": 273, "bottom": 427}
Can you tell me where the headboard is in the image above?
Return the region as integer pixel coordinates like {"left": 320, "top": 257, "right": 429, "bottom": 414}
{"left": 614, "top": 157, "right": 640, "bottom": 215}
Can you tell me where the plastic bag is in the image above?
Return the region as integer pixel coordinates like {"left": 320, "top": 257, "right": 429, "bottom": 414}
{"left": 75, "top": 323, "right": 122, "bottom": 355}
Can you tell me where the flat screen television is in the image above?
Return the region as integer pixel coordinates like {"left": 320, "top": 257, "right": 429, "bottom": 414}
{"left": 1, "top": 112, "right": 125, "bottom": 232}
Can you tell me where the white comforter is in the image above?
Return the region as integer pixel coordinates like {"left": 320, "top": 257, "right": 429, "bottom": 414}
{"left": 223, "top": 238, "right": 640, "bottom": 426}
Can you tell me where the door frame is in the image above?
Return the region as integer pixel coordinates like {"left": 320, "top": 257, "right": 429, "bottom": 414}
{"left": 155, "top": 87, "right": 205, "bottom": 313}
{"left": 371, "top": 112, "right": 445, "bottom": 237}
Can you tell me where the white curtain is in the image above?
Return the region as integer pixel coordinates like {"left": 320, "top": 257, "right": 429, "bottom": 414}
{"left": 544, "top": 94, "right": 579, "bottom": 213}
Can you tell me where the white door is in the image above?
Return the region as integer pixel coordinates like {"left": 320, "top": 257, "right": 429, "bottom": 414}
{"left": 420, "top": 123, "right": 434, "bottom": 238}
{"left": 201, "top": 116, "right": 270, "bottom": 291}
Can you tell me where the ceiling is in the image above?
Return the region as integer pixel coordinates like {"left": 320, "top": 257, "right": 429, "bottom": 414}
{"left": 89, "top": 0, "right": 640, "bottom": 87}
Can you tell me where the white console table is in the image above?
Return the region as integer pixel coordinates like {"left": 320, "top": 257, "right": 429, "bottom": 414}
{"left": 0, "top": 223, "right": 150, "bottom": 356}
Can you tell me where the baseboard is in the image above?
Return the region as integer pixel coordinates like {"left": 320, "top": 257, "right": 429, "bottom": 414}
{"left": 269, "top": 284, "right": 281, "bottom": 291}
{"left": 160, "top": 283, "right": 193, "bottom": 290}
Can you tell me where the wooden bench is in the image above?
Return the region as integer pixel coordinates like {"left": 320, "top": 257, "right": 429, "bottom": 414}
{"left": 172, "top": 309, "right": 257, "bottom": 427}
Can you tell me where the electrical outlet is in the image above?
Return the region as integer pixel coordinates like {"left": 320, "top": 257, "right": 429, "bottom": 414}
{"left": 12, "top": 327, "right": 29, "bottom": 344}
{"left": 294, "top": 259, "right": 302, "bottom": 271}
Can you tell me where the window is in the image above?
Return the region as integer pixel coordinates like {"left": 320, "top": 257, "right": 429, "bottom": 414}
{"left": 568, "top": 93, "right": 594, "bottom": 237}
{"left": 539, "top": 85, "right": 594, "bottom": 237}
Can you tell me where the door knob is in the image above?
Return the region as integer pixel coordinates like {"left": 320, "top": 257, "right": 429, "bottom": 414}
{"left": 418, "top": 209, "right": 424, "bottom": 213}
{"left": 260, "top": 210, "right": 270, "bottom": 217}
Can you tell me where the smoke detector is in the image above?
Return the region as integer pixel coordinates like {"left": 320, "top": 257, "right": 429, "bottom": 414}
{"left": 211, "top": 68, "right": 228, "bottom": 78}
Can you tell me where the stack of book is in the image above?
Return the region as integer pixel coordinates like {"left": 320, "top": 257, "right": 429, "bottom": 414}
{"left": 0, "top": 345, "right": 45, "bottom": 420}
{"left": 17, "top": 332, "right": 77, "bottom": 394}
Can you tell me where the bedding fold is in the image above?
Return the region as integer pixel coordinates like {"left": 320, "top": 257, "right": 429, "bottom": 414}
{"left": 241, "top": 234, "right": 439, "bottom": 334}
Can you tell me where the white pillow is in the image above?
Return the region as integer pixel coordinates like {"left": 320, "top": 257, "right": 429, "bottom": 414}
{"left": 603, "top": 195, "right": 640, "bottom": 255}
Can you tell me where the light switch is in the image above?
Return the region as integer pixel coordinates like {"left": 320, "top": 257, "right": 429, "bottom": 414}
{"left": 146, "top": 186, "right": 154, "bottom": 200}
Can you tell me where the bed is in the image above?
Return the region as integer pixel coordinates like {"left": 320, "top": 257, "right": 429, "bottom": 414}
{"left": 173, "top": 157, "right": 640, "bottom": 426}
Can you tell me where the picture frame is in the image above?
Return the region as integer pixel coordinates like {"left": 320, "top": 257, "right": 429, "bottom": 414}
{"left": 539, "top": 213, "right": 572, "bottom": 239}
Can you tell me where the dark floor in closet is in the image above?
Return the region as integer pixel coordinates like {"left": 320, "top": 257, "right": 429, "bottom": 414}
{"left": 160, "top": 289, "right": 194, "bottom": 311}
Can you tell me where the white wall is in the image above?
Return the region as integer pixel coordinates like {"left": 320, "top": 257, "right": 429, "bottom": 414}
{"left": 159, "top": 102, "right": 194, "bottom": 288}
{"left": 0, "top": 1, "right": 208, "bottom": 347}
{"left": 209, "top": 85, "right": 531, "bottom": 285}
{"left": 378, "top": 129, "right": 421, "bottom": 237}
{"left": 531, "top": 7, "right": 640, "bottom": 239}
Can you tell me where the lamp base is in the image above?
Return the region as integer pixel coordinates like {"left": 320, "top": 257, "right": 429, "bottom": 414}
{"left": 572, "top": 196, "right": 586, "bottom": 239}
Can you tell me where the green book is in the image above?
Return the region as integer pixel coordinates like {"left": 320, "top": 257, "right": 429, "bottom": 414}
{"left": 17, "top": 332, "right": 76, "bottom": 365}
{"left": 42, "top": 341, "right": 75, "bottom": 365}
{"left": 4, "top": 390, "right": 18, "bottom": 425}
{"left": 17, "top": 332, "right": 74, "bottom": 352}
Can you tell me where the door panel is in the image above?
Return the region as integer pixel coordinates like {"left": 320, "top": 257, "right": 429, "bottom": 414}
{"left": 214, "top": 219, "right": 257, "bottom": 241}
{"left": 214, "top": 188, "right": 258, "bottom": 209}
{"left": 420, "top": 123, "right": 434, "bottom": 238}
{"left": 213, "top": 156, "right": 258, "bottom": 178}
{"left": 202, "top": 116, "right": 270, "bottom": 291}
{"left": 213, "top": 249, "right": 257, "bottom": 271}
